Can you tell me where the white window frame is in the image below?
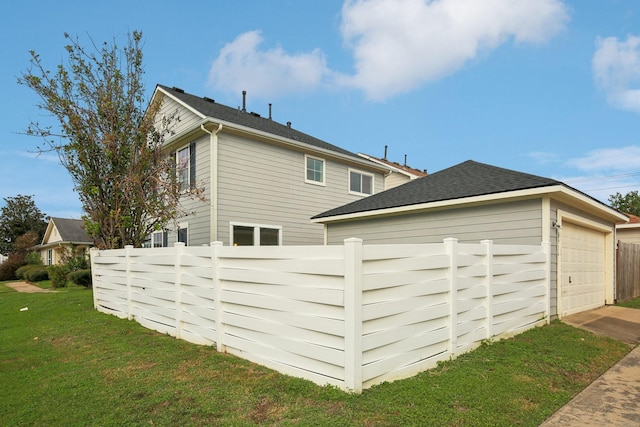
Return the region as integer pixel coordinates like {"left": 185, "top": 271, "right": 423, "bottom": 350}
{"left": 349, "top": 168, "right": 374, "bottom": 196}
{"left": 304, "top": 154, "right": 325, "bottom": 186}
{"left": 151, "top": 231, "right": 165, "bottom": 248}
{"left": 177, "top": 222, "right": 189, "bottom": 246}
{"left": 47, "top": 249, "right": 53, "bottom": 265}
{"left": 230, "top": 222, "right": 283, "bottom": 246}
{"left": 176, "top": 144, "right": 191, "bottom": 192}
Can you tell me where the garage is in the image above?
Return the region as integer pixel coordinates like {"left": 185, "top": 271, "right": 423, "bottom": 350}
{"left": 313, "top": 161, "right": 628, "bottom": 318}
{"left": 559, "top": 221, "right": 607, "bottom": 317}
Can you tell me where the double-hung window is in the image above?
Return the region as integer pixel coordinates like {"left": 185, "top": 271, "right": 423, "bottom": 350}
{"left": 173, "top": 142, "right": 196, "bottom": 192}
{"left": 305, "top": 155, "right": 325, "bottom": 185}
{"left": 349, "top": 169, "right": 373, "bottom": 195}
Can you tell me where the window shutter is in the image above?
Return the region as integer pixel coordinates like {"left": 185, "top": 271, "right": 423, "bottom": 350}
{"left": 189, "top": 142, "right": 196, "bottom": 189}
{"left": 162, "top": 230, "right": 168, "bottom": 247}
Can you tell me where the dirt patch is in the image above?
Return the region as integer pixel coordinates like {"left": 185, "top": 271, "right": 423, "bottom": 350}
{"left": 5, "top": 281, "right": 54, "bottom": 293}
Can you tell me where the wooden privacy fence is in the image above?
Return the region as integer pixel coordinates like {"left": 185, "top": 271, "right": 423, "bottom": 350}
{"left": 90, "top": 238, "right": 550, "bottom": 392}
{"left": 616, "top": 241, "right": 640, "bottom": 301}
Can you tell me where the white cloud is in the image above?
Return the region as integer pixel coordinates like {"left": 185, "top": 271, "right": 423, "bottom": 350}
{"left": 206, "top": 1, "right": 568, "bottom": 101}
{"left": 339, "top": 0, "right": 570, "bottom": 100}
{"left": 592, "top": 35, "right": 640, "bottom": 113}
{"left": 567, "top": 146, "right": 640, "bottom": 172}
{"left": 207, "top": 31, "right": 331, "bottom": 99}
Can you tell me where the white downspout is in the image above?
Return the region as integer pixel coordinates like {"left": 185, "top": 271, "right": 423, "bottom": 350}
{"left": 201, "top": 123, "right": 223, "bottom": 242}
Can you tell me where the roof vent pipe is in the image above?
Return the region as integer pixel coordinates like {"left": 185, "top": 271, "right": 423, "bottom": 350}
{"left": 287, "top": 121, "right": 292, "bottom": 129}
{"left": 242, "top": 90, "right": 247, "bottom": 112}
{"left": 384, "top": 145, "right": 388, "bottom": 160}
{"left": 269, "top": 103, "right": 272, "bottom": 120}
{"left": 404, "top": 154, "right": 407, "bottom": 166}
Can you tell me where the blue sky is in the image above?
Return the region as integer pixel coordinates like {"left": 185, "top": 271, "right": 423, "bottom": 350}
{"left": 2, "top": 0, "right": 640, "bottom": 218}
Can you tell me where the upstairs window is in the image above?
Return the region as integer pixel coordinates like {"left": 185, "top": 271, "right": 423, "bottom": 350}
{"left": 305, "top": 155, "right": 325, "bottom": 185}
{"left": 173, "top": 142, "right": 196, "bottom": 192}
{"left": 349, "top": 170, "right": 373, "bottom": 195}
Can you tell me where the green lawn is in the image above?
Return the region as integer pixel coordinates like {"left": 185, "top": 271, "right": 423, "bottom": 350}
{"left": 0, "top": 281, "right": 632, "bottom": 426}
{"left": 618, "top": 296, "right": 640, "bottom": 309}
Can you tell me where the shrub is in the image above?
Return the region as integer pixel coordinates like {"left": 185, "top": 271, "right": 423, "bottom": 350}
{"left": 25, "top": 267, "right": 49, "bottom": 282}
{"left": 0, "top": 254, "right": 26, "bottom": 281}
{"left": 25, "top": 251, "right": 43, "bottom": 265}
{"left": 68, "top": 269, "right": 92, "bottom": 287}
{"left": 16, "top": 264, "right": 38, "bottom": 280}
{"left": 48, "top": 265, "right": 69, "bottom": 288}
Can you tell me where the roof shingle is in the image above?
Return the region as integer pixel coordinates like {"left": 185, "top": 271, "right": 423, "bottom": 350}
{"left": 157, "top": 85, "right": 360, "bottom": 159}
{"left": 313, "top": 160, "right": 562, "bottom": 219}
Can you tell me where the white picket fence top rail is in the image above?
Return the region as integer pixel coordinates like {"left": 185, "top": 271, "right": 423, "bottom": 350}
{"left": 91, "top": 238, "right": 550, "bottom": 392}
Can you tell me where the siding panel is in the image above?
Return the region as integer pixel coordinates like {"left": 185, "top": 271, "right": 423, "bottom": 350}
{"left": 217, "top": 133, "right": 384, "bottom": 245}
{"left": 327, "top": 199, "right": 543, "bottom": 246}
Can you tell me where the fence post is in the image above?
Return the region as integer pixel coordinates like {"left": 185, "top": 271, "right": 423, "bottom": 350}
{"left": 444, "top": 238, "right": 458, "bottom": 357}
{"left": 174, "top": 242, "right": 185, "bottom": 339}
{"left": 125, "top": 245, "right": 133, "bottom": 320}
{"left": 344, "top": 238, "right": 363, "bottom": 393}
{"left": 481, "top": 240, "right": 494, "bottom": 339}
{"left": 211, "top": 241, "right": 225, "bottom": 352}
{"left": 90, "top": 248, "right": 99, "bottom": 310}
{"left": 542, "top": 241, "right": 551, "bottom": 324}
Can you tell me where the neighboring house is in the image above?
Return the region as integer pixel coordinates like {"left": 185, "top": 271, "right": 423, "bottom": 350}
{"left": 149, "top": 85, "right": 389, "bottom": 247}
{"left": 37, "top": 218, "right": 94, "bottom": 265}
{"left": 0, "top": 254, "right": 7, "bottom": 264}
{"left": 616, "top": 213, "right": 640, "bottom": 243}
{"left": 312, "top": 160, "right": 628, "bottom": 318}
{"left": 358, "top": 151, "right": 427, "bottom": 190}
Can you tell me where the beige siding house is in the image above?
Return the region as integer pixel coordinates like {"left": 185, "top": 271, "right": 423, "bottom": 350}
{"left": 616, "top": 214, "right": 640, "bottom": 243}
{"left": 312, "top": 160, "right": 628, "bottom": 318}
{"left": 149, "top": 85, "right": 389, "bottom": 247}
{"left": 37, "top": 218, "right": 93, "bottom": 265}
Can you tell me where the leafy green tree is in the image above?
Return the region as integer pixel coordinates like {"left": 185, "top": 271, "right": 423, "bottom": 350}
{"left": 608, "top": 190, "right": 640, "bottom": 216}
{"left": 19, "top": 31, "right": 201, "bottom": 249}
{"left": 0, "top": 195, "right": 47, "bottom": 255}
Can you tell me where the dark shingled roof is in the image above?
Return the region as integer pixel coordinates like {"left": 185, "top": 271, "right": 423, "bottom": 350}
{"left": 51, "top": 217, "right": 92, "bottom": 243}
{"left": 313, "top": 160, "right": 563, "bottom": 219}
{"left": 157, "top": 85, "right": 360, "bottom": 159}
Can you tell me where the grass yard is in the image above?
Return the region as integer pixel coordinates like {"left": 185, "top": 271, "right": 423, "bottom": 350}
{"left": 618, "top": 296, "right": 640, "bottom": 309}
{"left": 0, "top": 281, "right": 632, "bottom": 426}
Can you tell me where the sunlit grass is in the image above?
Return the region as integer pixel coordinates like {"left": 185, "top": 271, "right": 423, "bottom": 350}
{"left": 0, "top": 281, "right": 631, "bottom": 426}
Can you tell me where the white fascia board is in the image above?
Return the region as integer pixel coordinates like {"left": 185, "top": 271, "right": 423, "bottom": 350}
{"left": 154, "top": 86, "right": 207, "bottom": 120}
{"left": 312, "top": 185, "right": 628, "bottom": 224}
{"left": 617, "top": 222, "right": 639, "bottom": 229}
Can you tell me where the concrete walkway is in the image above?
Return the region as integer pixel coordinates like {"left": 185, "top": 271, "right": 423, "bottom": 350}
{"left": 540, "top": 306, "right": 640, "bottom": 426}
{"left": 5, "top": 281, "right": 54, "bottom": 293}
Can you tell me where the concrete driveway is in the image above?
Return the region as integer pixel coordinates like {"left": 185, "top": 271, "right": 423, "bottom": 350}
{"left": 540, "top": 306, "right": 640, "bottom": 426}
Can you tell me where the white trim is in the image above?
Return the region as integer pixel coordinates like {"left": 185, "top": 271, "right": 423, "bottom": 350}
{"left": 348, "top": 168, "right": 374, "bottom": 196}
{"left": 312, "top": 185, "right": 628, "bottom": 224}
{"left": 229, "top": 221, "right": 283, "bottom": 246}
{"left": 556, "top": 210, "right": 613, "bottom": 234}
{"left": 616, "top": 222, "right": 638, "bottom": 229}
{"left": 178, "top": 221, "right": 189, "bottom": 246}
{"left": 176, "top": 143, "right": 191, "bottom": 192}
{"left": 304, "top": 154, "right": 326, "bottom": 186}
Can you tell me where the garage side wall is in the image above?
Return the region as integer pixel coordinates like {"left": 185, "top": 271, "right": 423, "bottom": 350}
{"left": 326, "top": 199, "right": 543, "bottom": 246}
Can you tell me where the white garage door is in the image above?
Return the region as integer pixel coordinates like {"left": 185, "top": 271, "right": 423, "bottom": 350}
{"left": 560, "top": 222, "right": 606, "bottom": 316}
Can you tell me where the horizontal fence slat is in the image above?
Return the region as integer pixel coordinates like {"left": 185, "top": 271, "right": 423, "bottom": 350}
{"left": 90, "top": 238, "right": 551, "bottom": 393}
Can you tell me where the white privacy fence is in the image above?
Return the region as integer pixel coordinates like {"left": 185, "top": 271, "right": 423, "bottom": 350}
{"left": 90, "top": 238, "right": 550, "bottom": 392}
